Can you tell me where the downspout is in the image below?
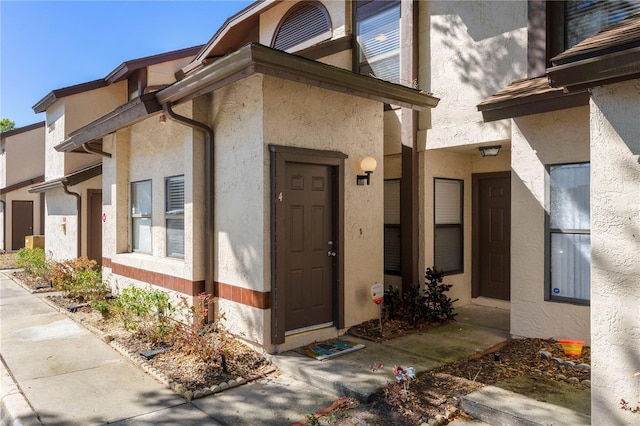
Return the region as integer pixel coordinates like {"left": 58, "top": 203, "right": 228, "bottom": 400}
{"left": 62, "top": 183, "right": 82, "bottom": 258}
{"left": 161, "top": 102, "right": 215, "bottom": 321}
{"left": 0, "top": 200, "right": 5, "bottom": 252}
{"left": 82, "top": 143, "right": 112, "bottom": 158}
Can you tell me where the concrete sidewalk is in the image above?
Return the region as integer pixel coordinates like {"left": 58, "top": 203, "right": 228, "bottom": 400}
{"left": 0, "top": 272, "right": 337, "bottom": 425}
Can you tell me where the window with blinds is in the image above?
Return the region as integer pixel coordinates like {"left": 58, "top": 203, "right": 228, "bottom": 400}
{"left": 131, "top": 180, "right": 152, "bottom": 254}
{"left": 357, "top": 2, "right": 400, "bottom": 84}
{"left": 384, "top": 179, "right": 401, "bottom": 275}
{"left": 548, "top": 163, "right": 590, "bottom": 303}
{"left": 272, "top": 2, "right": 332, "bottom": 52}
{"left": 434, "top": 178, "right": 463, "bottom": 274}
{"left": 566, "top": 0, "right": 640, "bottom": 48}
{"left": 165, "top": 175, "right": 184, "bottom": 258}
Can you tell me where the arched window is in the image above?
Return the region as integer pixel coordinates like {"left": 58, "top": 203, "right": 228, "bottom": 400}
{"left": 271, "top": 2, "right": 332, "bottom": 52}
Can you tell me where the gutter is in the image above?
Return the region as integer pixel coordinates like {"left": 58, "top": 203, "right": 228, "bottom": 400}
{"left": 82, "top": 142, "right": 112, "bottom": 158}
{"left": 62, "top": 183, "right": 82, "bottom": 258}
{"left": 161, "top": 102, "right": 215, "bottom": 322}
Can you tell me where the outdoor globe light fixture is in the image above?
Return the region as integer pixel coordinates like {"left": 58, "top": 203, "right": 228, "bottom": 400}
{"left": 479, "top": 145, "right": 501, "bottom": 157}
{"left": 357, "top": 156, "right": 377, "bottom": 185}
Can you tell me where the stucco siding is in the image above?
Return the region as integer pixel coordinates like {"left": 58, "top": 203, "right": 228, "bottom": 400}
{"left": 510, "top": 106, "right": 590, "bottom": 343}
{"left": 421, "top": 0, "right": 527, "bottom": 149}
{"left": 589, "top": 80, "right": 640, "bottom": 425}
{"left": 4, "top": 126, "right": 45, "bottom": 186}
{"left": 44, "top": 174, "right": 101, "bottom": 261}
{"left": 4, "top": 189, "right": 43, "bottom": 251}
{"left": 212, "top": 74, "right": 265, "bottom": 296}
{"left": 263, "top": 75, "right": 384, "bottom": 331}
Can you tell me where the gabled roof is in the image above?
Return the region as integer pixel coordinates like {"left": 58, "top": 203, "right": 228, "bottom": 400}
{"left": 180, "top": 0, "right": 274, "bottom": 76}
{"left": 159, "top": 43, "right": 439, "bottom": 111}
{"left": 29, "top": 163, "right": 102, "bottom": 193}
{"left": 0, "top": 176, "right": 45, "bottom": 195}
{"left": 55, "top": 93, "right": 161, "bottom": 152}
{"left": 479, "top": 13, "right": 640, "bottom": 120}
{"left": 33, "top": 45, "right": 203, "bottom": 113}
{"left": 477, "top": 77, "right": 589, "bottom": 122}
{"left": 0, "top": 121, "right": 45, "bottom": 139}
{"left": 548, "top": 13, "right": 640, "bottom": 90}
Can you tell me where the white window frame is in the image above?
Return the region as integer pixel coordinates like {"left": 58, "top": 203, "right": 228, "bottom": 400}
{"left": 547, "top": 162, "right": 591, "bottom": 304}
{"left": 131, "top": 180, "right": 152, "bottom": 254}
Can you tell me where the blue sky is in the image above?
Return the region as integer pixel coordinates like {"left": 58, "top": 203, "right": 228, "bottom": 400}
{"left": 1, "top": 1, "right": 254, "bottom": 128}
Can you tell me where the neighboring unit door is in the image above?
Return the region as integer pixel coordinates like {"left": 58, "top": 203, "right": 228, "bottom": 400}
{"left": 12, "top": 200, "right": 33, "bottom": 251}
{"left": 87, "top": 190, "right": 102, "bottom": 265}
{"left": 283, "top": 162, "right": 335, "bottom": 333}
{"left": 472, "top": 172, "right": 511, "bottom": 300}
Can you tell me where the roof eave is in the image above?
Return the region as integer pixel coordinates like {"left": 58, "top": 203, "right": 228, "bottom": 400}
{"left": 548, "top": 46, "right": 640, "bottom": 90}
{"left": 33, "top": 79, "right": 108, "bottom": 113}
{"left": 160, "top": 43, "right": 439, "bottom": 111}
{"left": 28, "top": 163, "right": 102, "bottom": 193}
{"left": 0, "top": 121, "right": 45, "bottom": 139}
{"left": 478, "top": 90, "right": 590, "bottom": 122}
{"left": 55, "top": 93, "right": 162, "bottom": 152}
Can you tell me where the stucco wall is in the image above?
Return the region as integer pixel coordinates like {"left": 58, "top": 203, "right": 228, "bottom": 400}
{"left": 147, "top": 57, "right": 197, "bottom": 87}
{"left": 102, "top": 102, "right": 202, "bottom": 283}
{"left": 510, "top": 106, "right": 590, "bottom": 343}
{"left": 5, "top": 126, "right": 45, "bottom": 186}
{"left": 420, "top": 0, "right": 527, "bottom": 149}
{"left": 44, "top": 174, "right": 101, "bottom": 261}
{"left": 589, "top": 80, "right": 640, "bottom": 425}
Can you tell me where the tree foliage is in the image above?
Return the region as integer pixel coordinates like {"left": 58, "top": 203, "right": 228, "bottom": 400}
{"left": 0, "top": 118, "right": 16, "bottom": 132}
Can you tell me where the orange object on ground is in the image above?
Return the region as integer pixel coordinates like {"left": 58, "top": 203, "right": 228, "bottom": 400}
{"left": 558, "top": 339, "right": 584, "bottom": 357}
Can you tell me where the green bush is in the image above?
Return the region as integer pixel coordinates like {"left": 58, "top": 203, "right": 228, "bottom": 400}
{"left": 49, "top": 257, "right": 107, "bottom": 302}
{"left": 113, "top": 285, "right": 175, "bottom": 343}
{"left": 16, "top": 247, "right": 50, "bottom": 278}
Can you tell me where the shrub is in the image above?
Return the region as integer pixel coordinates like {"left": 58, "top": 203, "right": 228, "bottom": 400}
{"left": 113, "top": 285, "right": 176, "bottom": 343}
{"left": 16, "top": 247, "right": 50, "bottom": 279}
{"left": 50, "top": 257, "right": 107, "bottom": 302}
{"left": 382, "top": 267, "right": 458, "bottom": 326}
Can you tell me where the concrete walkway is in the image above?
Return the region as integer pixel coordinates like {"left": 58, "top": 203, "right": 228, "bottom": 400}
{"left": 0, "top": 272, "right": 337, "bottom": 425}
{"left": 1, "top": 269, "right": 587, "bottom": 425}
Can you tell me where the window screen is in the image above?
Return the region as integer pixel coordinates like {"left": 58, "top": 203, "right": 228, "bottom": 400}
{"left": 434, "top": 178, "right": 463, "bottom": 274}
{"left": 566, "top": 1, "right": 640, "bottom": 48}
{"left": 272, "top": 2, "right": 331, "bottom": 52}
{"left": 131, "top": 180, "right": 152, "bottom": 254}
{"left": 549, "top": 163, "right": 590, "bottom": 302}
{"left": 165, "top": 175, "right": 184, "bottom": 258}
{"left": 357, "top": 3, "right": 400, "bottom": 84}
{"left": 384, "top": 180, "right": 401, "bottom": 275}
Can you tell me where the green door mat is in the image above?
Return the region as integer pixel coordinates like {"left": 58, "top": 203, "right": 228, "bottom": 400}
{"left": 302, "top": 339, "right": 365, "bottom": 361}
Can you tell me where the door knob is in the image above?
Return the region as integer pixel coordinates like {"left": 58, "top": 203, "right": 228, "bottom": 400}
{"left": 327, "top": 251, "right": 336, "bottom": 257}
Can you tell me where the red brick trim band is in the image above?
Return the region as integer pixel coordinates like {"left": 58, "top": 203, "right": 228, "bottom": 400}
{"left": 102, "top": 257, "right": 205, "bottom": 296}
{"left": 215, "top": 281, "right": 270, "bottom": 310}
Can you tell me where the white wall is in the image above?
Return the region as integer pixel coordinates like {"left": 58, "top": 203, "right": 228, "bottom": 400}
{"left": 5, "top": 125, "right": 45, "bottom": 186}
{"left": 510, "top": 106, "right": 591, "bottom": 343}
{"left": 589, "top": 80, "right": 640, "bottom": 425}
{"left": 420, "top": 0, "right": 527, "bottom": 149}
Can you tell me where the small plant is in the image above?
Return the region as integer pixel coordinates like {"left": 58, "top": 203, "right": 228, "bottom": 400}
{"left": 50, "top": 257, "right": 107, "bottom": 302}
{"left": 16, "top": 247, "right": 51, "bottom": 279}
{"left": 175, "top": 293, "right": 227, "bottom": 366}
{"left": 113, "top": 285, "right": 176, "bottom": 343}
{"left": 620, "top": 370, "right": 640, "bottom": 415}
{"left": 91, "top": 300, "right": 110, "bottom": 317}
{"left": 305, "top": 413, "right": 322, "bottom": 426}
{"left": 424, "top": 267, "right": 458, "bottom": 322}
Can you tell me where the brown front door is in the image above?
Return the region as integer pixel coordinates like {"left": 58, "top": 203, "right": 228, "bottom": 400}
{"left": 271, "top": 146, "right": 345, "bottom": 344}
{"left": 87, "top": 190, "right": 102, "bottom": 265}
{"left": 12, "top": 201, "right": 34, "bottom": 251}
{"left": 284, "top": 162, "right": 334, "bottom": 332}
{"left": 472, "top": 172, "right": 511, "bottom": 300}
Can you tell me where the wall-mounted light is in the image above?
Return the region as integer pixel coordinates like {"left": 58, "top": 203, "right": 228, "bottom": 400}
{"left": 479, "top": 145, "right": 501, "bottom": 157}
{"left": 356, "top": 156, "right": 377, "bottom": 185}
{"left": 159, "top": 114, "right": 167, "bottom": 124}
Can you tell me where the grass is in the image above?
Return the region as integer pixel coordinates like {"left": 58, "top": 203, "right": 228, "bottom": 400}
{"left": 0, "top": 253, "right": 19, "bottom": 270}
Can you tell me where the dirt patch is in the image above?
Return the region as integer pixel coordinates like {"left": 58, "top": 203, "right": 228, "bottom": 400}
{"left": 11, "top": 270, "right": 54, "bottom": 292}
{"left": 348, "top": 318, "right": 449, "bottom": 343}
{"left": 44, "top": 294, "right": 274, "bottom": 396}
{"left": 0, "top": 253, "right": 19, "bottom": 270}
{"left": 308, "top": 337, "right": 590, "bottom": 425}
